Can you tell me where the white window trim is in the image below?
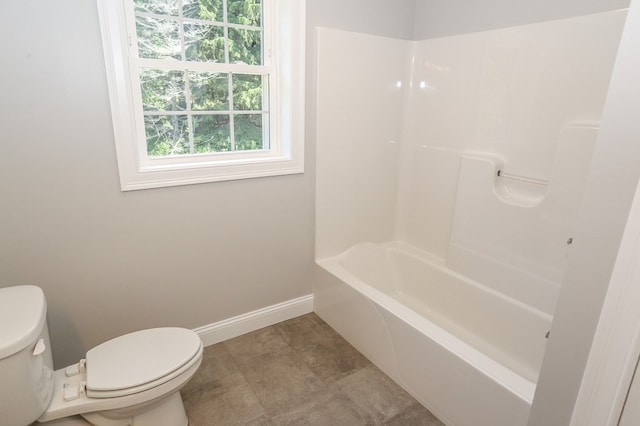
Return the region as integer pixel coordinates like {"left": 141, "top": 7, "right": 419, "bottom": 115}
{"left": 96, "top": 0, "right": 305, "bottom": 191}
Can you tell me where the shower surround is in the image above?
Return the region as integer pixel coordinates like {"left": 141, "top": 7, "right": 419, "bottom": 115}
{"left": 314, "top": 10, "right": 627, "bottom": 426}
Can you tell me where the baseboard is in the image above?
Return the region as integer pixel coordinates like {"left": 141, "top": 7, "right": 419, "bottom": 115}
{"left": 193, "top": 294, "right": 314, "bottom": 347}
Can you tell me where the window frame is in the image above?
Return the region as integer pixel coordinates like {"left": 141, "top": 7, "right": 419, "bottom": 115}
{"left": 96, "top": 0, "right": 305, "bottom": 191}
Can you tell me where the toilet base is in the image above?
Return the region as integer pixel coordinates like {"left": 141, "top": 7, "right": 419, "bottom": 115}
{"left": 80, "top": 392, "right": 188, "bottom": 426}
{"left": 38, "top": 416, "right": 91, "bottom": 425}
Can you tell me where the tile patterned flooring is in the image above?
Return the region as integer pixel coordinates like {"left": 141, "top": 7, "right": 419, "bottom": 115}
{"left": 181, "top": 313, "right": 444, "bottom": 425}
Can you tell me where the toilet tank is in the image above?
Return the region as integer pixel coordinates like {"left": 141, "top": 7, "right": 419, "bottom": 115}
{"left": 0, "top": 285, "right": 54, "bottom": 426}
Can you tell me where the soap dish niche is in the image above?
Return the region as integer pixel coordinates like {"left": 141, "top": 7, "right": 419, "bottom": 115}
{"left": 493, "top": 169, "right": 548, "bottom": 207}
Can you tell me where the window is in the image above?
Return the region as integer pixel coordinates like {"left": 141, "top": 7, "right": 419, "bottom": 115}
{"left": 96, "top": 0, "right": 305, "bottom": 190}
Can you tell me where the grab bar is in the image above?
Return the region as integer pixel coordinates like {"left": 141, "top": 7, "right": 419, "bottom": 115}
{"left": 497, "top": 170, "right": 548, "bottom": 186}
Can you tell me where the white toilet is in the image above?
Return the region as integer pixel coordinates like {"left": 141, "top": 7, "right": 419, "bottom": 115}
{"left": 0, "top": 285, "right": 203, "bottom": 426}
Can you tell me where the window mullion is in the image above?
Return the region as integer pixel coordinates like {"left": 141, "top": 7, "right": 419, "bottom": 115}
{"left": 177, "top": 0, "right": 195, "bottom": 154}
{"left": 228, "top": 73, "right": 236, "bottom": 152}
{"left": 185, "top": 73, "right": 195, "bottom": 154}
{"left": 223, "top": 0, "right": 230, "bottom": 65}
{"left": 137, "top": 58, "right": 271, "bottom": 75}
{"left": 223, "top": 0, "right": 235, "bottom": 151}
{"left": 263, "top": 74, "right": 270, "bottom": 149}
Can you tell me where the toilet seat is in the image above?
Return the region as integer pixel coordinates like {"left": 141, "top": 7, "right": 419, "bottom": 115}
{"left": 85, "top": 327, "right": 202, "bottom": 398}
{"left": 38, "top": 327, "right": 203, "bottom": 423}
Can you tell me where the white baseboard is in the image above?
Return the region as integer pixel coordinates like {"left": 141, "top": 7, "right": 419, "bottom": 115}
{"left": 193, "top": 294, "right": 314, "bottom": 347}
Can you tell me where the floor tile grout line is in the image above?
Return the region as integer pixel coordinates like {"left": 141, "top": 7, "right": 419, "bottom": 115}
{"left": 221, "top": 337, "right": 271, "bottom": 422}
{"left": 182, "top": 314, "right": 444, "bottom": 425}
{"left": 227, "top": 319, "right": 345, "bottom": 420}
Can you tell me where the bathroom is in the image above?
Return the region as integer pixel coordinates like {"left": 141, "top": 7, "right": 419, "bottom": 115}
{"left": 1, "top": 0, "right": 640, "bottom": 425}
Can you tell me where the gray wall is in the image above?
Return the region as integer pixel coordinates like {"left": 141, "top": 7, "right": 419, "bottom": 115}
{"left": 0, "top": 0, "right": 315, "bottom": 368}
{"left": 308, "top": 0, "right": 416, "bottom": 40}
{"left": 414, "top": 0, "right": 630, "bottom": 39}
{"left": 0, "top": 0, "right": 416, "bottom": 369}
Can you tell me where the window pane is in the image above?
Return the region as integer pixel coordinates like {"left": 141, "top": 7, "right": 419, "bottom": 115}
{"left": 190, "top": 72, "right": 229, "bottom": 111}
{"left": 136, "top": 16, "right": 181, "bottom": 60}
{"left": 193, "top": 115, "right": 231, "bottom": 152}
{"left": 183, "top": 0, "right": 224, "bottom": 21}
{"left": 227, "top": 0, "right": 262, "bottom": 26}
{"left": 185, "top": 23, "right": 225, "bottom": 62}
{"left": 232, "top": 74, "right": 262, "bottom": 110}
{"left": 134, "top": 0, "right": 180, "bottom": 16}
{"left": 234, "top": 114, "right": 263, "bottom": 150}
{"left": 145, "top": 115, "right": 190, "bottom": 156}
{"left": 140, "top": 69, "right": 186, "bottom": 111}
{"left": 229, "top": 28, "right": 262, "bottom": 65}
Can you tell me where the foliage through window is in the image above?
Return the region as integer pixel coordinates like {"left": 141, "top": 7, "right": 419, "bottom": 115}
{"left": 97, "top": 0, "right": 304, "bottom": 190}
{"left": 132, "top": 0, "right": 268, "bottom": 157}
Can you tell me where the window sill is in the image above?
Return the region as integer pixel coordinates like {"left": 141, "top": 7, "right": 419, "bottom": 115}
{"left": 118, "top": 155, "right": 304, "bottom": 191}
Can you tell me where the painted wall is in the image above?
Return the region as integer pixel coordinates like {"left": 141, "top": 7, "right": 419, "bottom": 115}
{"left": 308, "top": 0, "right": 416, "bottom": 40}
{"left": 413, "top": 0, "right": 630, "bottom": 39}
{"left": 0, "top": 0, "right": 417, "bottom": 369}
{"left": 0, "top": 0, "right": 314, "bottom": 368}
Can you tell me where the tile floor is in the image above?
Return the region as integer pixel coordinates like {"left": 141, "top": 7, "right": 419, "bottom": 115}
{"left": 181, "top": 313, "right": 444, "bottom": 425}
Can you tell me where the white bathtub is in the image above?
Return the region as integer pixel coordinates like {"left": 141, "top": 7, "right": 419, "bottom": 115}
{"left": 314, "top": 241, "right": 552, "bottom": 426}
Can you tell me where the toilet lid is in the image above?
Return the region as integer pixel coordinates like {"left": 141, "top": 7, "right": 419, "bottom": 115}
{"left": 86, "top": 327, "right": 202, "bottom": 394}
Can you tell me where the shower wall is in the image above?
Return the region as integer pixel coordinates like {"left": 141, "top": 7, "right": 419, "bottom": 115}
{"left": 396, "top": 10, "right": 626, "bottom": 257}
{"left": 315, "top": 29, "right": 409, "bottom": 259}
{"left": 395, "top": 10, "right": 627, "bottom": 313}
{"left": 316, "top": 10, "right": 627, "bottom": 307}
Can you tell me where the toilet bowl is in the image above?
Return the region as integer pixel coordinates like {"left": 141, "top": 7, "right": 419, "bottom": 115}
{"left": 0, "top": 285, "right": 203, "bottom": 426}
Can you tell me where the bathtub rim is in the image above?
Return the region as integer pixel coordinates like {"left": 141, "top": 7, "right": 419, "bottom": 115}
{"left": 316, "top": 240, "right": 541, "bottom": 404}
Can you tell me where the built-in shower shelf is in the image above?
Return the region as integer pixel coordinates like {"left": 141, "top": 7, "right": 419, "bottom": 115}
{"left": 494, "top": 170, "right": 548, "bottom": 207}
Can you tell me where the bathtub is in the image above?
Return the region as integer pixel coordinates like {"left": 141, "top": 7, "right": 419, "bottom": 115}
{"left": 314, "top": 241, "right": 552, "bottom": 426}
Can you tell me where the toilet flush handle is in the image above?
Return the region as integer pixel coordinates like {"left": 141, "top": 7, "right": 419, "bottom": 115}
{"left": 33, "top": 338, "right": 46, "bottom": 356}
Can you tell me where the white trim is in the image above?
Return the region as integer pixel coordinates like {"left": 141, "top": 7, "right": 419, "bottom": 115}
{"left": 570, "top": 1, "right": 640, "bottom": 424}
{"left": 96, "top": 0, "right": 305, "bottom": 191}
{"left": 570, "top": 179, "right": 640, "bottom": 425}
{"left": 193, "top": 294, "right": 314, "bottom": 346}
